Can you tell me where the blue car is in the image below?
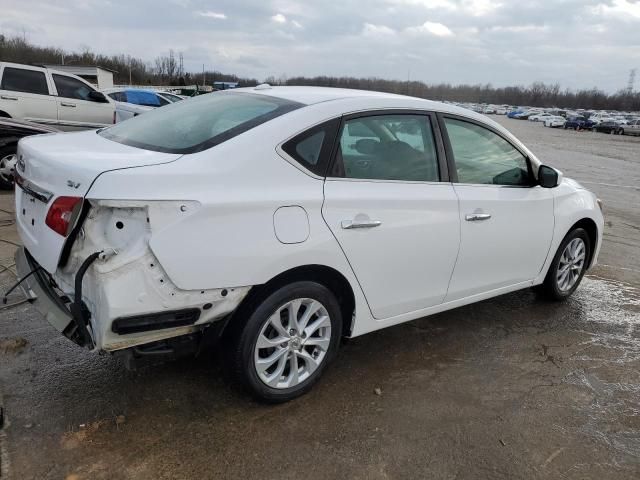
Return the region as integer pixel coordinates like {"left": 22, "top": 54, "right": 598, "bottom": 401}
{"left": 507, "top": 109, "right": 524, "bottom": 118}
{"left": 564, "top": 116, "right": 596, "bottom": 130}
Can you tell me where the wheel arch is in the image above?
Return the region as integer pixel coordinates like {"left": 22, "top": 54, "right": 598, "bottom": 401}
{"left": 223, "top": 264, "right": 356, "bottom": 340}
{"left": 569, "top": 217, "right": 598, "bottom": 268}
{"left": 0, "top": 111, "right": 11, "bottom": 118}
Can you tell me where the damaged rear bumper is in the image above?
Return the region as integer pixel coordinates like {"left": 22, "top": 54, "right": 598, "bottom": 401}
{"left": 15, "top": 246, "right": 250, "bottom": 352}
{"left": 15, "top": 246, "right": 88, "bottom": 345}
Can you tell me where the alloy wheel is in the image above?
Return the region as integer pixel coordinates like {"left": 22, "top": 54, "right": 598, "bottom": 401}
{"left": 0, "top": 153, "right": 17, "bottom": 183}
{"left": 556, "top": 238, "right": 586, "bottom": 292}
{"left": 254, "top": 298, "right": 332, "bottom": 389}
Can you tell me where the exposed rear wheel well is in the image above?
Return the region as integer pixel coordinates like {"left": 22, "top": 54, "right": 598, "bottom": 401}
{"left": 225, "top": 265, "right": 356, "bottom": 339}
{"left": 569, "top": 218, "right": 598, "bottom": 268}
{"left": 0, "top": 111, "right": 11, "bottom": 118}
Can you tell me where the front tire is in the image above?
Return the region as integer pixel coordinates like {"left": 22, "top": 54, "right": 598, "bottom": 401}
{"left": 540, "top": 228, "right": 591, "bottom": 301}
{"left": 229, "top": 281, "right": 342, "bottom": 403}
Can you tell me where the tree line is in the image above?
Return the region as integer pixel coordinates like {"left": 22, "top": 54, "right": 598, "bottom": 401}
{"left": 0, "top": 34, "right": 258, "bottom": 87}
{"left": 1, "top": 33, "right": 638, "bottom": 111}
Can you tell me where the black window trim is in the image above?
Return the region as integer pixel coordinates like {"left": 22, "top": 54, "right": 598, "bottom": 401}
{"left": 326, "top": 109, "right": 450, "bottom": 184}
{"left": 436, "top": 112, "right": 537, "bottom": 188}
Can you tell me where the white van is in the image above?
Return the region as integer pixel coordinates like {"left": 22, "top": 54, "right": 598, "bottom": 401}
{"left": 0, "top": 62, "right": 115, "bottom": 130}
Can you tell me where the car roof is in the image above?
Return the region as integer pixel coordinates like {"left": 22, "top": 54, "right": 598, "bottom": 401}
{"left": 230, "top": 85, "right": 488, "bottom": 120}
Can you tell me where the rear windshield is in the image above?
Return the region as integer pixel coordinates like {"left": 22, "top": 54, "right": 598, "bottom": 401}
{"left": 99, "top": 92, "right": 303, "bottom": 154}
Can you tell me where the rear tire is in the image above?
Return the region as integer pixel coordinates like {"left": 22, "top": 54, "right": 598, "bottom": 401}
{"left": 228, "top": 281, "right": 342, "bottom": 403}
{"left": 0, "top": 145, "right": 17, "bottom": 190}
{"left": 539, "top": 228, "right": 591, "bottom": 301}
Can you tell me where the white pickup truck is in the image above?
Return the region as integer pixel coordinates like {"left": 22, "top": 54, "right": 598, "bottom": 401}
{"left": 0, "top": 62, "right": 115, "bottom": 130}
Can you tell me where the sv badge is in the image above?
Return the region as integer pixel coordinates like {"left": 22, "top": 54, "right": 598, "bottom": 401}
{"left": 67, "top": 180, "right": 81, "bottom": 189}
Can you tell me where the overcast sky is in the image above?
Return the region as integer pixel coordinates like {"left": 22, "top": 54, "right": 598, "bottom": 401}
{"left": 2, "top": 0, "right": 640, "bottom": 92}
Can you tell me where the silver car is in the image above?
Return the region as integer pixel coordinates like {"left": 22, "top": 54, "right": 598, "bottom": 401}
{"left": 621, "top": 119, "right": 640, "bottom": 136}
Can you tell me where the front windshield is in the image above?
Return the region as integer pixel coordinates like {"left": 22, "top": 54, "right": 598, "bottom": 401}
{"left": 99, "top": 92, "right": 302, "bottom": 154}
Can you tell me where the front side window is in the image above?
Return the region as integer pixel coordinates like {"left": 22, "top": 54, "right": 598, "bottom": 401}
{"left": 99, "top": 92, "right": 302, "bottom": 154}
{"left": 444, "top": 118, "right": 531, "bottom": 186}
{"left": 0, "top": 67, "right": 49, "bottom": 95}
{"left": 330, "top": 114, "right": 439, "bottom": 182}
{"left": 53, "top": 74, "right": 94, "bottom": 100}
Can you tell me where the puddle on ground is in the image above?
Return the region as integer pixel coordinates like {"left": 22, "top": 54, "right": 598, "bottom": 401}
{"left": 562, "top": 276, "right": 640, "bottom": 461}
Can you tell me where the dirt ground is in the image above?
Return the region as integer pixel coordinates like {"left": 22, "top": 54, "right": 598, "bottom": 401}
{"left": 0, "top": 118, "right": 639, "bottom": 480}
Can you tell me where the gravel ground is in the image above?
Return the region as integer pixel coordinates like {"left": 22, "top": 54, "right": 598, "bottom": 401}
{"left": 0, "top": 118, "right": 639, "bottom": 480}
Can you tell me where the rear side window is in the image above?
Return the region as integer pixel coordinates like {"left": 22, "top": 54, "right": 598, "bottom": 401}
{"left": 99, "top": 92, "right": 303, "bottom": 154}
{"left": 1, "top": 67, "right": 49, "bottom": 95}
{"left": 108, "top": 91, "right": 127, "bottom": 102}
{"left": 282, "top": 119, "right": 339, "bottom": 176}
{"left": 330, "top": 114, "right": 440, "bottom": 182}
{"left": 53, "top": 74, "right": 94, "bottom": 100}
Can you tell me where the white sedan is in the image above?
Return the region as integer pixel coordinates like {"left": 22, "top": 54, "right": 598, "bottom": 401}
{"left": 13, "top": 86, "right": 603, "bottom": 402}
{"left": 544, "top": 116, "right": 567, "bottom": 128}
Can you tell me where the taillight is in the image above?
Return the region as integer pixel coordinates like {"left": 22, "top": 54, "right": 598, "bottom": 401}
{"left": 45, "top": 196, "right": 83, "bottom": 237}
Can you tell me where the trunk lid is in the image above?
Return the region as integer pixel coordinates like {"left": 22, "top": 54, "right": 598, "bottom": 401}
{"left": 15, "top": 130, "right": 181, "bottom": 273}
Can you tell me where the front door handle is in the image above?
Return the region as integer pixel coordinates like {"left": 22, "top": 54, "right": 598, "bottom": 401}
{"left": 465, "top": 213, "right": 492, "bottom": 222}
{"left": 60, "top": 102, "right": 76, "bottom": 107}
{"left": 341, "top": 219, "right": 382, "bottom": 229}
{"left": 1, "top": 95, "right": 18, "bottom": 101}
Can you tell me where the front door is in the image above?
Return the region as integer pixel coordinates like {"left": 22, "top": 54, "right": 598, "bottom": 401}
{"left": 322, "top": 112, "right": 460, "bottom": 319}
{"left": 440, "top": 116, "right": 555, "bottom": 301}
{"left": 52, "top": 73, "right": 113, "bottom": 130}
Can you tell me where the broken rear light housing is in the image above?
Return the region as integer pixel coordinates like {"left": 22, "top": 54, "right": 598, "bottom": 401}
{"left": 45, "top": 196, "right": 83, "bottom": 237}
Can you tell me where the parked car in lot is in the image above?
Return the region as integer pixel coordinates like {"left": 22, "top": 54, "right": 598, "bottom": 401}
{"left": 0, "top": 117, "right": 58, "bottom": 189}
{"left": 156, "top": 92, "right": 186, "bottom": 103}
{"left": 13, "top": 87, "right": 603, "bottom": 402}
{"left": 593, "top": 120, "right": 624, "bottom": 135}
{"left": 103, "top": 88, "right": 171, "bottom": 122}
{"left": 0, "top": 62, "right": 115, "bottom": 130}
{"left": 529, "top": 113, "right": 553, "bottom": 122}
{"left": 564, "top": 116, "right": 596, "bottom": 130}
{"left": 621, "top": 119, "right": 640, "bottom": 136}
{"left": 543, "top": 116, "right": 566, "bottom": 128}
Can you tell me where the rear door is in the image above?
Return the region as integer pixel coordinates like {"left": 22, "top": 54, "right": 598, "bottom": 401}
{"left": 51, "top": 73, "right": 114, "bottom": 130}
{"left": 0, "top": 65, "right": 57, "bottom": 124}
{"left": 322, "top": 111, "right": 460, "bottom": 319}
{"left": 440, "top": 115, "right": 554, "bottom": 301}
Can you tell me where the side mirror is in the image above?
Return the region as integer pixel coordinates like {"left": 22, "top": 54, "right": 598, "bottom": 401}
{"left": 88, "top": 91, "right": 108, "bottom": 103}
{"left": 538, "top": 165, "right": 561, "bottom": 188}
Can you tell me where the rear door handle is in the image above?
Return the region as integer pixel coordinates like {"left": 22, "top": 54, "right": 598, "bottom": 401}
{"left": 465, "top": 213, "right": 492, "bottom": 222}
{"left": 1, "top": 95, "right": 18, "bottom": 101}
{"left": 341, "top": 219, "right": 382, "bottom": 229}
{"left": 60, "top": 102, "right": 76, "bottom": 107}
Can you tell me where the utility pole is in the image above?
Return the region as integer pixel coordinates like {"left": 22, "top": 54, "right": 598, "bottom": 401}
{"left": 627, "top": 68, "right": 636, "bottom": 94}
{"left": 129, "top": 57, "right": 132, "bottom": 86}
